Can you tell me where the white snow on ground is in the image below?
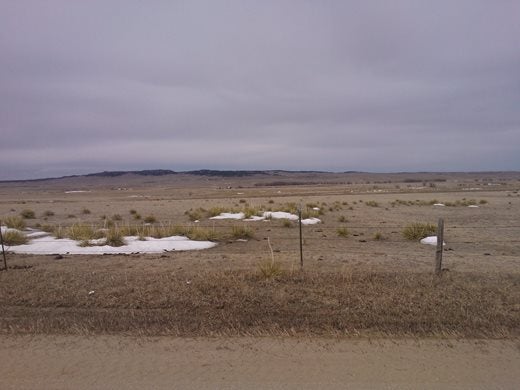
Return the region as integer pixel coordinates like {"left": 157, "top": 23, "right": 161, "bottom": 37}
{"left": 301, "top": 218, "right": 321, "bottom": 225}
{"left": 312, "top": 207, "right": 320, "bottom": 211}
{"left": 433, "top": 203, "right": 445, "bottom": 206}
{"left": 210, "top": 211, "right": 321, "bottom": 224}
{"left": 64, "top": 190, "right": 91, "bottom": 193}
{"left": 420, "top": 236, "right": 446, "bottom": 246}
{"left": 210, "top": 212, "right": 245, "bottom": 220}
{"left": 2, "top": 228, "right": 216, "bottom": 254}
{"left": 262, "top": 211, "right": 299, "bottom": 220}
{"left": 468, "top": 205, "right": 479, "bottom": 208}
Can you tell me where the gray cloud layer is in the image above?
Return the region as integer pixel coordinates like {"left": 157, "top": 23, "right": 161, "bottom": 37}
{"left": 1, "top": 1, "right": 519, "bottom": 179}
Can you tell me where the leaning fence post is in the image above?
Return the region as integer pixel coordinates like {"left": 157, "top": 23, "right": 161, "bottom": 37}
{"left": 435, "top": 218, "right": 444, "bottom": 275}
{"left": 0, "top": 222, "right": 7, "bottom": 271}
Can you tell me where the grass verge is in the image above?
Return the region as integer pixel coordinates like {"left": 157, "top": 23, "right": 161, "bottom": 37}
{"left": 0, "top": 266, "right": 517, "bottom": 338}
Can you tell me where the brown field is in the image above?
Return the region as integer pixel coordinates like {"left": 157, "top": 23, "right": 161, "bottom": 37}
{"left": 1, "top": 171, "right": 520, "bottom": 388}
{"left": 1, "top": 171, "right": 519, "bottom": 337}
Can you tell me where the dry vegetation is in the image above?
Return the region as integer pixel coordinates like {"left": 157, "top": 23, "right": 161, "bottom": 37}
{"left": 0, "top": 265, "right": 518, "bottom": 337}
{"left": 1, "top": 171, "right": 519, "bottom": 338}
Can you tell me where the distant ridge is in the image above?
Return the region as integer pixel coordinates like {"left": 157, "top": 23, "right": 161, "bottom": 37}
{"left": 85, "top": 169, "right": 177, "bottom": 177}
{"left": 0, "top": 169, "right": 329, "bottom": 183}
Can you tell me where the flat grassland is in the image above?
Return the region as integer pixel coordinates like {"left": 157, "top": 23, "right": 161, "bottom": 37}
{"left": 0, "top": 171, "right": 519, "bottom": 337}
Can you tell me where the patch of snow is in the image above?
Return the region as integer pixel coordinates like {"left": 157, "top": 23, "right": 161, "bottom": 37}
{"left": 5, "top": 234, "right": 216, "bottom": 255}
{"left": 262, "top": 211, "right": 299, "bottom": 220}
{"left": 210, "top": 212, "right": 245, "bottom": 220}
{"left": 420, "top": 236, "right": 446, "bottom": 246}
{"left": 244, "top": 215, "right": 265, "bottom": 221}
{"left": 433, "top": 203, "right": 445, "bottom": 207}
{"left": 312, "top": 207, "right": 320, "bottom": 211}
{"left": 64, "top": 190, "right": 91, "bottom": 193}
{"left": 301, "top": 218, "right": 321, "bottom": 225}
{"left": 467, "top": 205, "right": 479, "bottom": 208}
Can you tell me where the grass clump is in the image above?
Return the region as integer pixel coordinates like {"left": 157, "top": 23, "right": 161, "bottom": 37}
{"left": 231, "top": 226, "right": 253, "bottom": 239}
{"left": 3, "top": 216, "right": 26, "bottom": 230}
{"left": 42, "top": 210, "right": 55, "bottom": 217}
{"left": 338, "top": 215, "right": 347, "bottom": 223}
{"left": 186, "top": 227, "right": 220, "bottom": 241}
{"left": 282, "top": 220, "right": 293, "bottom": 228}
{"left": 1, "top": 230, "right": 28, "bottom": 246}
{"left": 402, "top": 222, "right": 436, "bottom": 240}
{"left": 185, "top": 208, "right": 207, "bottom": 221}
{"left": 20, "top": 209, "right": 35, "bottom": 219}
{"left": 81, "top": 208, "right": 91, "bottom": 215}
{"left": 365, "top": 200, "right": 379, "bottom": 207}
{"left": 337, "top": 227, "right": 349, "bottom": 237}
{"left": 105, "top": 228, "right": 126, "bottom": 247}
{"left": 374, "top": 232, "right": 383, "bottom": 240}
{"left": 67, "top": 224, "right": 105, "bottom": 241}
{"left": 112, "top": 214, "right": 123, "bottom": 221}
{"left": 144, "top": 215, "right": 157, "bottom": 224}
{"left": 129, "top": 209, "right": 137, "bottom": 215}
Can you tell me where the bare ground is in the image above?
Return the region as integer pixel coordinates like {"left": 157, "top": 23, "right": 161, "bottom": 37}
{"left": 1, "top": 335, "right": 519, "bottom": 389}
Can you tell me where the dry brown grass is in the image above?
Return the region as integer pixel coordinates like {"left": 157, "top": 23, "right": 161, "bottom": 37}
{"left": 0, "top": 265, "right": 518, "bottom": 338}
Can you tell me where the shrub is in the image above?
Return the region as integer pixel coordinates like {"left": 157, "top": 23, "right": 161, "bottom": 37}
{"left": 479, "top": 199, "right": 488, "bottom": 204}
{"left": 67, "top": 224, "right": 105, "bottom": 241}
{"left": 81, "top": 208, "right": 91, "bottom": 215}
{"left": 365, "top": 201, "right": 379, "bottom": 207}
{"left": 20, "top": 209, "right": 35, "bottom": 219}
{"left": 133, "top": 213, "right": 141, "bottom": 220}
{"left": 374, "top": 232, "right": 383, "bottom": 240}
{"left": 337, "top": 227, "right": 349, "bottom": 237}
{"left": 186, "top": 208, "right": 207, "bottom": 221}
{"left": 112, "top": 214, "right": 123, "bottom": 221}
{"left": 67, "top": 214, "right": 76, "bottom": 218}
{"left": 144, "top": 215, "right": 157, "bottom": 224}
{"left": 105, "top": 228, "right": 125, "bottom": 247}
{"left": 231, "top": 226, "right": 253, "bottom": 239}
{"left": 3, "top": 216, "right": 26, "bottom": 230}
{"left": 338, "top": 215, "right": 347, "bottom": 223}
{"left": 402, "top": 223, "right": 436, "bottom": 240}
{"left": 186, "top": 227, "right": 220, "bottom": 241}
{"left": 282, "top": 220, "right": 292, "bottom": 228}
{"left": 129, "top": 209, "right": 137, "bottom": 215}
{"left": 2, "top": 230, "right": 28, "bottom": 246}
{"left": 42, "top": 210, "right": 55, "bottom": 217}
{"left": 258, "top": 260, "right": 283, "bottom": 279}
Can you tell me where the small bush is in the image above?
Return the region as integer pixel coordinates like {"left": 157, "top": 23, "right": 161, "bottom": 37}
{"left": 268, "top": 199, "right": 274, "bottom": 204}
{"left": 20, "top": 209, "right": 35, "bottom": 219}
{"left": 479, "top": 199, "right": 488, "bottom": 204}
{"left": 231, "top": 226, "right": 253, "bottom": 239}
{"left": 239, "top": 199, "right": 247, "bottom": 204}
{"left": 129, "top": 209, "right": 137, "bottom": 215}
{"left": 374, "top": 232, "right": 383, "bottom": 240}
{"left": 186, "top": 227, "right": 220, "bottom": 241}
{"left": 67, "top": 214, "right": 76, "bottom": 219}
{"left": 186, "top": 208, "right": 207, "bottom": 221}
{"left": 338, "top": 215, "right": 347, "bottom": 223}
{"left": 144, "top": 215, "right": 157, "bottom": 224}
{"left": 42, "top": 210, "right": 55, "bottom": 217}
{"left": 67, "top": 224, "right": 105, "bottom": 241}
{"left": 105, "top": 228, "right": 125, "bottom": 247}
{"left": 365, "top": 201, "right": 379, "bottom": 207}
{"left": 258, "top": 260, "right": 283, "bottom": 279}
{"left": 337, "top": 227, "right": 349, "bottom": 237}
{"left": 112, "top": 214, "right": 123, "bottom": 221}
{"left": 81, "top": 208, "right": 91, "bottom": 215}
{"left": 402, "top": 223, "right": 436, "bottom": 240}
{"left": 2, "top": 230, "right": 28, "bottom": 246}
{"left": 133, "top": 213, "right": 141, "bottom": 220}
{"left": 282, "top": 220, "right": 292, "bottom": 228}
{"left": 3, "top": 216, "right": 26, "bottom": 230}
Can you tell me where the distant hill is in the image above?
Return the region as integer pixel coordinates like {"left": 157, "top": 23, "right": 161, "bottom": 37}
{"left": 85, "top": 169, "right": 177, "bottom": 178}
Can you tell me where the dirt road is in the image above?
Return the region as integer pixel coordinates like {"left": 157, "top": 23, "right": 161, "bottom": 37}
{"left": 1, "top": 336, "right": 518, "bottom": 389}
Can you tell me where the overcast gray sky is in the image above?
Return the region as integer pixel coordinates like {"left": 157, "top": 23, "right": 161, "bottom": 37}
{"left": 1, "top": 0, "right": 519, "bottom": 179}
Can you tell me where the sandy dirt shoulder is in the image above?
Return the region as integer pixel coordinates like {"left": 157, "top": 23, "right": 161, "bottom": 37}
{"left": 1, "top": 335, "right": 518, "bottom": 390}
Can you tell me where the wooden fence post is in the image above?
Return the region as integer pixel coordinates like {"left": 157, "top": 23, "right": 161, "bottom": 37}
{"left": 298, "top": 208, "right": 303, "bottom": 270}
{"left": 435, "top": 218, "right": 444, "bottom": 275}
{"left": 0, "top": 223, "right": 7, "bottom": 271}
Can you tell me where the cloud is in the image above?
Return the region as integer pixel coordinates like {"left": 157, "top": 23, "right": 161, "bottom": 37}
{"left": 1, "top": 0, "right": 519, "bottom": 179}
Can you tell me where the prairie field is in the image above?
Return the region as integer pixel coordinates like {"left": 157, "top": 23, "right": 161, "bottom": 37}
{"left": 0, "top": 171, "right": 519, "bottom": 337}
